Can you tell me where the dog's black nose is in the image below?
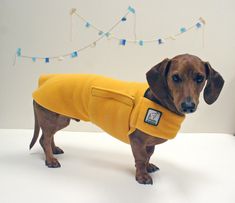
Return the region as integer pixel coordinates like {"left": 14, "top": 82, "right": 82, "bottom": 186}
{"left": 181, "top": 97, "right": 196, "bottom": 113}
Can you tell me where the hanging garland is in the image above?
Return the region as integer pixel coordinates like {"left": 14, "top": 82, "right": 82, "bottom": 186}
{"left": 14, "top": 6, "right": 205, "bottom": 64}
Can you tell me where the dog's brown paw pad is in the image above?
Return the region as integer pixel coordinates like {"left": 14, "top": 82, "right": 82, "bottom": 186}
{"left": 45, "top": 158, "right": 61, "bottom": 168}
{"left": 146, "top": 163, "right": 159, "bottom": 173}
{"left": 136, "top": 173, "right": 153, "bottom": 185}
{"left": 53, "top": 147, "right": 64, "bottom": 154}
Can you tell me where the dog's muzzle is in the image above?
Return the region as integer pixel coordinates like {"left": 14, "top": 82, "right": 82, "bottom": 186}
{"left": 181, "top": 97, "right": 196, "bottom": 113}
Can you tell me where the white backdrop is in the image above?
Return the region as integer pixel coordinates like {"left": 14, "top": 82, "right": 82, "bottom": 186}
{"left": 0, "top": 0, "right": 234, "bottom": 133}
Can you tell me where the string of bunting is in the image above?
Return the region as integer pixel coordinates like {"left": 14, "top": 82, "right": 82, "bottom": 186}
{"left": 14, "top": 6, "right": 206, "bottom": 64}
{"left": 73, "top": 7, "right": 205, "bottom": 45}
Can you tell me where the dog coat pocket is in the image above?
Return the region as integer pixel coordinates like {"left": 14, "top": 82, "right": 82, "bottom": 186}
{"left": 89, "top": 86, "right": 134, "bottom": 143}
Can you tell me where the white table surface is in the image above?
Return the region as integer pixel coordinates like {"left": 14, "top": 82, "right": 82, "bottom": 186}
{"left": 0, "top": 129, "right": 234, "bottom": 203}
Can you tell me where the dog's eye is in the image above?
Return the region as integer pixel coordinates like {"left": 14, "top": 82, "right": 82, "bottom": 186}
{"left": 194, "top": 75, "right": 204, "bottom": 83}
{"left": 172, "top": 74, "right": 182, "bottom": 83}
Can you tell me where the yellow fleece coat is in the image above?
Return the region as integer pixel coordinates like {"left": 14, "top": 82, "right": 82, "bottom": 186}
{"left": 33, "top": 74, "right": 185, "bottom": 144}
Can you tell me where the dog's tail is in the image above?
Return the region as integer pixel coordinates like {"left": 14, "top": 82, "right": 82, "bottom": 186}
{"left": 29, "top": 101, "right": 40, "bottom": 150}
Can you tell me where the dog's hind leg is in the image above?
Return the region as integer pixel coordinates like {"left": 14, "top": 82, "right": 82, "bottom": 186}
{"left": 51, "top": 116, "right": 71, "bottom": 154}
{"left": 51, "top": 136, "right": 64, "bottom": 154}
{"left": 40, "top": 131, "right": 61, "bottom": 168}
{"left": 32, "top": 101, "right": 71, "bottom": 168}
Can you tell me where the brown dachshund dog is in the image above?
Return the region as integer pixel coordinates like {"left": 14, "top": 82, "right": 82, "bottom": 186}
{"left": 30, "top": 54, "right": 224, "bottom": 185}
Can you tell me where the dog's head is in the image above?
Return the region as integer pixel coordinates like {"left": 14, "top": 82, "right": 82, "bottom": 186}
{"left": 146, "top": 54, "right": 224, "bottom": 114}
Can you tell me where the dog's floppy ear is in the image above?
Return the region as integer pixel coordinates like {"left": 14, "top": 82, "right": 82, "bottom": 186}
{"left": 203, "top": 62, "right": 224, "bottom": 105}
{"left": 146, "top": 58, "right": 171, "bottom": 100}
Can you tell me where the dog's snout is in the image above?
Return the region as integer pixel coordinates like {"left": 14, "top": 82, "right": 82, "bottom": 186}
{"left": 181, "top": 97, "right": 196, "bottom": 113}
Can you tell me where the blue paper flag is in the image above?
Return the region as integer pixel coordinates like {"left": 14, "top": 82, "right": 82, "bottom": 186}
{"left": 157, "top": 38, "right": 164, "bottom": 44}
{"left": 105, "top": 32, "right": 110, "bottom": 37}
{"left": 98, "top": 31, "right": 104, "bottom": 35}
{"left": 180, "top": 27, "right": 187, "bottom": 33}
{"left": 85, "top": 22, "right": 91, "bottom": 28}
{"left": 120, "top": 39, "right": 126, "bottom": 46}
{"left": 45, "top": 58, "right": 49, "bottom": 63}
{"left": 32, "top": 57, "right": 36, "bottom": 62}
{"left": 16, "top": 48, "right": 21, "bottom": 57}
{"left": 121, "top": 17, "right": 127, "bottom": 21}
{"left": 71, "top": 51, "right": 78, "bottom": 58}
{"left": 128, "top": 6, "right": 135, "bottom": 14}
{"left": 196, "top": 22, "right": 202, "bottom": 28}
{"left": 139, "top": 40, "right": 144, "bottom": 46}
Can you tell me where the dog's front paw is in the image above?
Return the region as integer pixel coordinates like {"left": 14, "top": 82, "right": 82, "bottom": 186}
{"left": 136, "top": 173, "right": 153, "bottom": 185}
{"left": 45, "top": 158, "right": 61, "bottom": 168}
{"left": 146, "top": 163, "right": 159, "bottom": 173}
